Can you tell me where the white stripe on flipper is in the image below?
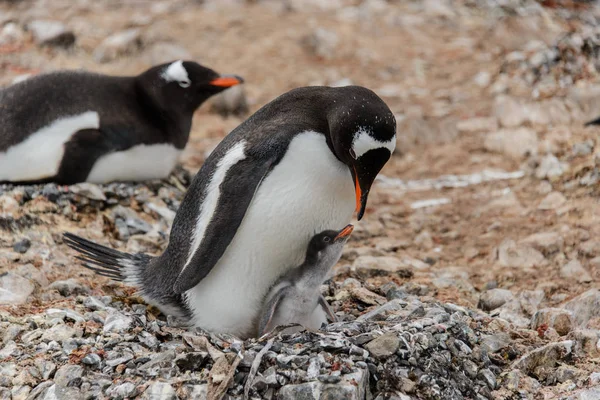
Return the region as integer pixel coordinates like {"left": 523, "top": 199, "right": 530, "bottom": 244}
{"left": 0, "top": 111, "right": 99, "bottom": 181}
{"left": 182, "top": 141, "right": 247, "bottom": 271}
{"left": 351, "top": 127, "right": 396, "bottom": 159}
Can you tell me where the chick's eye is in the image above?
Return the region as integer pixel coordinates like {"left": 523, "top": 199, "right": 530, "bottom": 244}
{"left": 323, "top": 237, "right": 331, "bottom": 243}
{"left": 179, "top": 80, "right": 191, "bottom": 88}
{"left": 349, "top": 148, "right": 357, "bottom": 159}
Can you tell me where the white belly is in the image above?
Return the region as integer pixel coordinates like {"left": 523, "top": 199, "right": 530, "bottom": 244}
{"left": 0, "top": 111, "right": 99, "bottom": 181}
{"left": 185, "top": 132, "right": 355, "bottom": 337}
{"left": 86, "top": 143, "right": 181, "bottom": 183}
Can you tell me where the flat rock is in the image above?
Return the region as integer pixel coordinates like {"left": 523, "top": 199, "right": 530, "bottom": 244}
{"left": 564, "top": 289, "right": 600, "bottom": 327}
{"left": 26, "top": 20, "right": 75, "bottom": 48}
{"left": 497, "top": 239, "right": 546, "bottom": 268}
{"left": 513, "top": 340, "right": 574, "bottom": 378}
{"left": 520, "top": 232, "right": 563, "bottom": 256}
{"left": 484, "top": 127, "right": 538, "bottom": 159}
{"left": 93, "top": 28, "right": 143, "bottom": 63}
{"left": 0, "top": 272, "right": 34, "bottom": 304}
{"left": 531, "top": 308, "right": 574, "bottom": 336}
{"left": 560, "top": 259, "right": 592, "bottom": 283}
{"left": 141, "top": 382, "right": 177, "bottom": 400}
{"left": 54, "top": 364, "right": 83, "bottom": 387}
{"left": 365, "top": 332, "right": 400, "bottom": 359}
{"left": 478, "top": 288, "right": 514, "bottom": 311}
{"left": 103, "top": 310, "right": 133, "bottom": 333}
{"left": 69, "top": 183, "right": 106, "bottom": 201}
{"left": 538, "top": 191, "right": 567, "bottom": 210}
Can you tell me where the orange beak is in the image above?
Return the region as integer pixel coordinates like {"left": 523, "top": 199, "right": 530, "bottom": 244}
{"left": 209, "top": 75, "right": 244, "bottom": 88}
{"left": 334, "top": 224, "right": 354, "bottom": 241}
{"left": 354, "top": 169, "right": 361, "bottom": 213}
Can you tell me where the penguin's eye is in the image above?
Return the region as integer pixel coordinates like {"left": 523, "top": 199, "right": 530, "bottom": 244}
{"left": 349, "top": 148, "right": 357, "bottom": 160}
{"left": 178, "top": 80, "right": 191, "bottom": 88}
{"left": 323, "top": 237, "right": 331, "bottom": 243}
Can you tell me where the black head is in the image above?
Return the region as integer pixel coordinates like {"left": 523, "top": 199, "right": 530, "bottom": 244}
{"left": 325, "top": 86, "right": 396, "bottom": 220}
{"left": 136, "top": 60, "right": 243, "bottom": 114}
{"left": 306, "top": 224, "right": 354, "bottom": 257}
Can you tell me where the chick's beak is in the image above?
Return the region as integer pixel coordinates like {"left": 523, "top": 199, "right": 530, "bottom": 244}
{"left": 209, "top": 74, "right": 244, "bottom": 88}
{"left": 334, "top": 224, "right": 354, "bottom": 241}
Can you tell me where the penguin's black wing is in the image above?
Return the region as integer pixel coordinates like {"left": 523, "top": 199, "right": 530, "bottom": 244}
{"left": 172, "top": 150, "right": 280, "bottom": 294}
{"left": 257, "top": 285, "right": 292, "bottom": 336}
{"left": 55, "top": 126, "right": 137, "bottom": 184}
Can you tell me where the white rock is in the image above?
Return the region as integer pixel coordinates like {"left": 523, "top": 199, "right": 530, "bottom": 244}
{"left": 564, "top": 289, "right": 600, "bottom": 327}
{"left": 535, "top": 154, "right": 567, "bottom": 180}
{"left": 26, "top": 20, "right": 75, "bottom": 48}
{"left": 103, "top": 310, "right": 133, "bottom": 333}
{"left": 497, "top": 240, "right": 546, "bottom": 268}
{"left": 0, "top": 273, "right": 34, "bottom": 304}
{"left": 141, "top": 382, "right": 177, "bottom": 400}
{"left": 456, "top": 117, "right": 498, "bottom": 133}
{"left": 494, "top": 96, "right": 528, "bottom": 128}
{"left": 520, "top": 232, "right": 563, "bottom": 255}
{"left": 94, "top": 28, "right": 142, "bottom": 63}
{"left": 484, "top": 128, "right": 538, "bottom": 159}
{"left": 538, "top": 191, "right": 567, "bottom": 210}
{"left": 560, "top": 259, "right": 592, "bottom": 283}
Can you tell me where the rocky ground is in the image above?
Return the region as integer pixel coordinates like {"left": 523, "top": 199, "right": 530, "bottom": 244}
{"left": 1, "top": 0, "right": 600, "bottom": 399}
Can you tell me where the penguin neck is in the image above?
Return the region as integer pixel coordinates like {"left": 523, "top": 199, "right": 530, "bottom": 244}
{"left": 134, "top": 81, "right": 192, "bottom": 148}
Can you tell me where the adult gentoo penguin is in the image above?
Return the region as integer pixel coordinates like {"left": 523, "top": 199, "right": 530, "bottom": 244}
{"left": 64, "top": 85, "right": 396, "bottom": 338}
{"left": 0, "top": 60, "right": 242, "bottom": 184}
{"left": 257, "top": 224, "right": 354, "bottom": 336}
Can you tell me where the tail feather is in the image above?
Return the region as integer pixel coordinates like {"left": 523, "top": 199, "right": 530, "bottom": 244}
{"left": 63, "top": 232, "right": 146, "bottom": 283}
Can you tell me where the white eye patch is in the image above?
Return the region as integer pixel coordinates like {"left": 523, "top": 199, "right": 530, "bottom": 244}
{"left": 161, "top": 60, "right": 191, "bottom": 88}
{"left": 351, "top": 127, "right": 396, "bottom": 158}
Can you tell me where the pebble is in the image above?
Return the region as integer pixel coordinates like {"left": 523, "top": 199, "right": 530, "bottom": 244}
{"left": 520, "top": 232, "right": 563, "bottom": 256}
{"left": 141, "top": 382, "right": 177, "bottom": 400}
{"left": 484, "top": 128, "right": 538, "bottom": 159}
{"left": 497, "top": 239, "right": 546, "bottom": 268}
{"left": 94, "top": 28, "right": 143, "bottom": 63}
{"left": 535, "top": 154, "right": 567, "bottom": 180}
{"left": 54, "top": 364, "right": 83, "bottom": 387}
{"left": 26, "top": 20, "right": 75, "bottom": 48}
{"left": 48, "top": 279, "right": 89, "bottom": 296}
{"left": 563, "top": 289, "right": 600, "bottom": 327}
{"left": 538, "top": 191, "right": 567, "bottom": 211}
{"left": 531, "top": 308, "right": 574, "bottom": 336}
{"left": 103, "top": 310, "right": 133, "bottom": 333}
{"left": 12, "top": 238, "right": 31, "bottom": 253}
{"left": 0, "top": 273, "right": 34, "bottom": 304}
{"left": 365, "top": 333, "right": 400, "bottom": 359}
{"left": 478, "top": 289, "right": 514, "bottom": 312}
{"left": 560, "top": 259, "right": 592, "bottom": 283}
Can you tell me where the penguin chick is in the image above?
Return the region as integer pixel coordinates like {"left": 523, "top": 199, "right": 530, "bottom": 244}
{"left": 257, "top": 224, "right": 353, "bottom": 336}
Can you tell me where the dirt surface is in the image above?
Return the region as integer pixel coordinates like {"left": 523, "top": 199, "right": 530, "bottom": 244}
{"left": 1, "top": 0, "right": 600, "bottom": 399}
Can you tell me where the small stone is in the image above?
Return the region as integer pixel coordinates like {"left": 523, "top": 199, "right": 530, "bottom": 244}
{"left": 48, "top": 279, "right": 89, "bottom": 296}
{"left": 54, "top": 364, "right": 83, "bottom": 387}
{"left": 141, "top": 382, "right": 177, "bottom": 400}
{"left": 564, "top": 289, "right": 600, "bottom": 327}
{"left": 35, "top": 359, "right": 56, "bottom": 380}
{"left": 473, "top": 71, "right": 491, "bottom": 88}
{"left": 480, "top": 333, "right": 511, "bottom": 353}
{"left": 303, "top": 27, "right": 338, "bottom": 59}
{"left": 513, "top": 340, "right": 574, "bottom": 378}
{"left": 94, "top": 28, "right": 143, "bottom": 63}
{"left": 535, "top": 154, "right": 567, "bottom": 180}
{"left": 494, "top": 96, "right": 527, "bottom": 128}
{"left": 538, "top": 191, "right": 567, "bottom": 210}
{"left": 103, "top": 310, "right": 133, "bottom": 333}
{"left": 365, "top": 333, "right": 400, "bottom": 359}
{"left": 478, "top": 368, "right": 497, "bottom": 390}
{"left": 41, "top": 324, "right": 78, "bottom": 342}
{"left": 26, "top": 20, "right": 75, "bottom": 48}
{"left": 70, "top": 183, "right": 107, "bottom": 201}
{"left": 531, "top": 308, "right": 574, "bottom": 336}
{"left": 108, "top": 382, "right": 137, "bottom": 398}
{"left": 82, "top": 353, "right": 102, "bottom": 366}
{"left": 560, "top": 259, "right": 592, "bottom": 283}
{"left": 0, "top": 272, "right": 34, "bottom": 304}
{"left": 484, "top": 128, "right": 538, "bottom": 159}
{"left": 478, "top": 289, "right": 514, "bottom": 312}
{"left": 83, "top": 296, "right": 106, "bottom": 311}
{"left": 13, "top": 238, "right": 31, "bottom": 253}
{"left": 497, "top": 240, "right": 546, "bottom": 268}
{"left": 456, "top": 117, "right": 497, "bottom": 133}
{"left": 520, "top": 232, "right": 563, "bottom": 256}
{"left": 349, "top": 287, "right": 387, "bottom": 306}
{"left": 352, "top": 256, "right": 411, "bottom": 274}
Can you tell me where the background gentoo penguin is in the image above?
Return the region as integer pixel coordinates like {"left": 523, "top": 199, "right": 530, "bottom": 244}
{"left": 64, "top": 85, "right": 397, "bottom": 338}
{"left": 257, "top": 224, "right": 353, "bottom": 336}
{"left": 0, "top": 60, "right": 243, "bottom": 184}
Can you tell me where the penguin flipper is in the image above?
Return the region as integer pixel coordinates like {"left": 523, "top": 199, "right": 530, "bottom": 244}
{"left": 172, "top": 155, "right": 278, "bottom": 294}
{"left": 257, "top": 286, "right": 292, "bottom": 336}
{"left": 318, "top": 295, "right": 338, "bottom": 323}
